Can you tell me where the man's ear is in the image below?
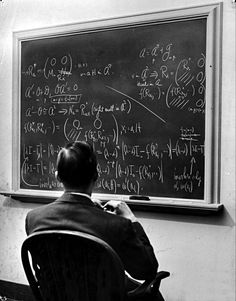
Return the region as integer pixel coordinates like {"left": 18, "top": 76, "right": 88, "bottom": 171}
{"left": 55, "top": 171, "right": 61, "bottom": 182}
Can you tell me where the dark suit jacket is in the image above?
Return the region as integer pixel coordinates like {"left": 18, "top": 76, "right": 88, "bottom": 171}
{"left": 25, "top": 192, "right": 158, "bottom": 281}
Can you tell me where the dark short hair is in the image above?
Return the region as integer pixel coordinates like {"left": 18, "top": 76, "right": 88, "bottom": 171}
{"left": 56, "top": 141, "right": 98, "bottom": 188}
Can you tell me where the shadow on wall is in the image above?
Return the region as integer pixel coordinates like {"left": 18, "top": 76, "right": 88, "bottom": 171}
{"left": 136, "top": 206, "right": 234, "bottom": 227}
{"left": 2, "top": 195, "right": 234, "bottom": 228}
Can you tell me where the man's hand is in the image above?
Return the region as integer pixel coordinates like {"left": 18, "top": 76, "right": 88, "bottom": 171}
{"left": 103, "top": 200, "right": 137, "bottom": 223}
{"left": 92, "top": 198, "right": 104, "bottom": 209}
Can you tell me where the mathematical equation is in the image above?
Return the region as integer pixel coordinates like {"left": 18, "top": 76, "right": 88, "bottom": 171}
{"left": 20, "top": 23, "right": 206, "bottom": 199}
{"left": 21, "top": 124, "right": 204, "bottom": 196}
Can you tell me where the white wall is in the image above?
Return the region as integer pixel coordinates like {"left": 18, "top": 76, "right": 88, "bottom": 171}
{"left": 0, "top": 1, "right": 235, "bottom": 300}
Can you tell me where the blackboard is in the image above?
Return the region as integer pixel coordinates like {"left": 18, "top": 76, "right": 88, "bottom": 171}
{"left": 13, "top": 5, "right": 222, "bottom": 205}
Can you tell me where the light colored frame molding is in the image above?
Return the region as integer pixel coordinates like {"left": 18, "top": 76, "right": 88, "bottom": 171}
{"left": 8, "top": 3, "right": 223, "bottom": 211}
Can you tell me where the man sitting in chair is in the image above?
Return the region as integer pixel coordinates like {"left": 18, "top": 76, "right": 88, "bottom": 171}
{"left": 25, "top": 141, "right": 167, "bottom": 301}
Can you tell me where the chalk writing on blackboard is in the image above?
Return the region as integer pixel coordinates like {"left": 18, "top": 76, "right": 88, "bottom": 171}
{"left": 20, "top": 18, "right": 206, "bottom": 199}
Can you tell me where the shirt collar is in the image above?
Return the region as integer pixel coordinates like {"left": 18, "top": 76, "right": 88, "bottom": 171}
{"left": 56, "top": 191, "right": 97, "bottom": 207}
{"left": 70, "top": 192, "right": 92, "bottom": 201}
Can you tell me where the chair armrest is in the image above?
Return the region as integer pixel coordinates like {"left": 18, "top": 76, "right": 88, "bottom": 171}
{"left": 127, "top": 271, "right": 170, "bottom": 300}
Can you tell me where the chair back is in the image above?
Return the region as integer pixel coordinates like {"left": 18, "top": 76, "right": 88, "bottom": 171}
{"left": 21, "top": 230, "right": 125, "bottom": 301}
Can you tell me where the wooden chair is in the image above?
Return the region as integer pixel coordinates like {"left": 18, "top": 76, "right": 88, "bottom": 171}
{"left": 21, "top": 230, "right": 126, "bottom": 301}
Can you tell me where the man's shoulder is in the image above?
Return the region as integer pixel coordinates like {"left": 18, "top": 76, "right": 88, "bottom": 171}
{"left": 26, "top": 201, "right": 54, "bottom": 219}
{"left": 26, "top": 194, "right": 66, "bottom": 217}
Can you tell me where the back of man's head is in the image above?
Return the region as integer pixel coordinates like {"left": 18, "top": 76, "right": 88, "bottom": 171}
{"left": 56, "top": 141, "right": 98, "bottom": 189}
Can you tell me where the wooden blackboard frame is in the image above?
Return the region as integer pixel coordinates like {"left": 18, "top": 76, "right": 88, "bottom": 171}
{"left": 7, "top": 3, "right": 223, "bottom": 212}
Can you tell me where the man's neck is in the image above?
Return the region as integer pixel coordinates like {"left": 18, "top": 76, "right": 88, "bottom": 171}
{"left": 64, "top": 185, "right": 92, "bottom": 196}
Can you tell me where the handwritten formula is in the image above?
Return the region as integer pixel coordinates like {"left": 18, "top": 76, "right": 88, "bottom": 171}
{"left": 20, "top": 18, "right": 206, "bottom": 199}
